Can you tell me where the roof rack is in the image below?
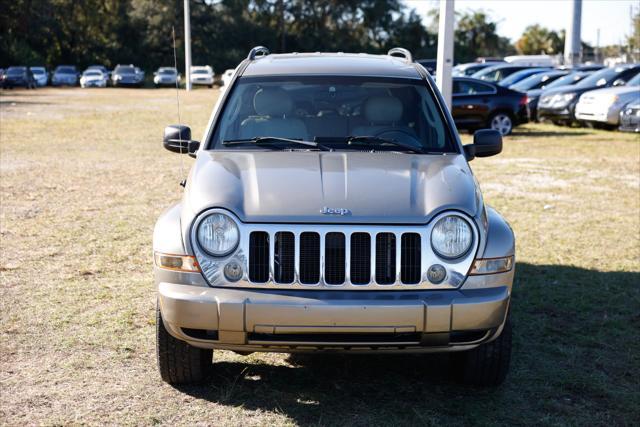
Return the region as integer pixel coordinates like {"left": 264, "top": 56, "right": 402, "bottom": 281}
{"left": 387, "top": 48, "right": 413, "bottom": 64}
{"left": 247, "top": 46, "right": 270, "bottom": 60}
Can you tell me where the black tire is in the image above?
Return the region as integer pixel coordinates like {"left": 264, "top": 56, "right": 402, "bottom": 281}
{"left": 156, "top": 303, "right": 213, "bottom": 384}
{"left": 454, "top": 319, "right": 512, "bottom": 387}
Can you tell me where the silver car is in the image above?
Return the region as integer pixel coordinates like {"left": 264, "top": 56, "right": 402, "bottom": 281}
{"left": 575, "top": 73, "right": 640, "bottom": 127}
{"left": 154, "top": 47, "right": 515, "bottom": 387}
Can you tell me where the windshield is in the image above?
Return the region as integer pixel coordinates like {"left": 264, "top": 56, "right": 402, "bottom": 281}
{"left": 115, "top": 66, "right": 135, "bottom": 74}
{"left": 209, "top": 76, "right": 456, "bottom": 153}
{"left": 576, "top": 67, "right": 625, "bottom": 88}
{"left": 192, "top": 69, "right": 209, "bottom": 74}
{"left": 83, "top": 71, "right": 102, "bottom": 77}
{"left": 626, "top": 73, "right": 640, "bottom": 86}
{"left": 511, "top": 72, "right": 566, "bottom": 91}
{"left": 545, "top": 72, "right": 587, "bottom": 89}
{"left": 7, "top": 67, "right": 26, "bottom": 75}
{"left": 159, "top": 68, "right": 176, "bottom": 75}
{"left": 56, "top": 66, "right": 75, "bottom": 74}
{"left": 30, "top": 68, "right": 45, "bottom": 75}
{"left": 498, "top": 68, "right": 548, "bottom": 87}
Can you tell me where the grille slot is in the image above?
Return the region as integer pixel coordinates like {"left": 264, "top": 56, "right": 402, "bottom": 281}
{"left": 324, "top": 232, "right": 345, "bottom": 285}
{"left": 299, "top": 232, "right": 320, "bottom": 284}
{"left": 376, "top": 233, "right": 396, "bottom": 284}
{"left": 401, "top": 233, "right": 421, "bottom": 284}
{"left": 350, "top": 233, "right": 371, "bottom": 284}
{"left": 249, "top": 232, "right": 269, "bottom": 283}
{"left": 274, "top": 232, "right": 294, "bottom": 283}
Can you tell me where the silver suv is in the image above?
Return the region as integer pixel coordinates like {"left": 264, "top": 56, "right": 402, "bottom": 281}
{"left": 155, "top": 47, "right": 515, "bottom": 387}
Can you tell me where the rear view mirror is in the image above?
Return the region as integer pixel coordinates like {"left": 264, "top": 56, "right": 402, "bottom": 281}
{"left": 163, "top": 125, "right": 199, "bottom": 156}
{"left": 464, "top": 129, "right": 502, "bottom": 160}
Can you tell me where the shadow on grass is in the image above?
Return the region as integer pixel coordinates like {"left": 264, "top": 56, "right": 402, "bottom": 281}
{"left": 510, "top": 129, "right": 590, "bottom": 137}
{"left": 175, "top": 262, "right": 640, "bottom": 425}
{"left": 0, "top": 99, "right": 52, "bottom": 106}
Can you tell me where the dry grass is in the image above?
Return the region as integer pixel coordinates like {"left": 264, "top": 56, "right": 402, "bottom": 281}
{"left": 1, "top": 87, "right": 639, "bottom": 426}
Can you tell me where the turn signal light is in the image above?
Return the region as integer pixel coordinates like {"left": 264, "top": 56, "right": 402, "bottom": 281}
{"left": 469, "top": 256, "right": 514, "bottom": 275}
{"left": 154, "top": 252, "right": 200, "bottom": 272}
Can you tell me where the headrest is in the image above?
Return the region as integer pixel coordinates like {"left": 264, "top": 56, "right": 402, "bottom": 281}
{"left": 364, "top": 96, "right": 403, "bottom": 123}
{"left": 253, "top": 88, "right": 293, "bottom": 116}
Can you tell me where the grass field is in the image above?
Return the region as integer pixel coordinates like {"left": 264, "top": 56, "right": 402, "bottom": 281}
{"left": 1, "top": 87, "right": 639, "bottom": 426}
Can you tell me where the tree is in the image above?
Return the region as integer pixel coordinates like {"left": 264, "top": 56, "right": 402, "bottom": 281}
{"left": 515, "top": 24, "right": 563, "bottom": 55}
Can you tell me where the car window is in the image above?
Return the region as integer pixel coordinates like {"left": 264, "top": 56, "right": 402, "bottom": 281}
{"left": 115, "top": 66, "right": 135, "bottom": 74}
{"left": 546, "top": 72, "right": 586, "bottom": 88}
{"left": 7, "top": 67, "right": 26, "bottom": 75}
{"left": 576, "top": 67, "right": 626, "bottom": 88}
{"left": 56, "top": 67, "right": 75, "bottom": 74}
{"left": 210, "top": 76, "right": 456, "bottom": 153}
{"left": 453, "top": 80, "right": 495, "bottom": 95}
{"left": 626, "top": 73, "right": 640, "bottom": 86}
{"left": 192, "top": 69, "right": 209, "bottom": 74}
{"left": 84, "top": 71, "right": 102, "bottom": 76}
{"left": 159, "top": 68, "right": 176, "bottom": 74}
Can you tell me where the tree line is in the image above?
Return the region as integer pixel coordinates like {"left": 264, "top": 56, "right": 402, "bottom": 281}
{"left": 2, "top": 0, "right": 635, "bottom": 72}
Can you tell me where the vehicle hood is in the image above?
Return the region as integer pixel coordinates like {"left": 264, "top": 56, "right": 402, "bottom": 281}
{"left": 182, "top": 151, "right": 481, "bottom": 225}
{"left": 578, "top": 86, "right": 640, "bottom": 100}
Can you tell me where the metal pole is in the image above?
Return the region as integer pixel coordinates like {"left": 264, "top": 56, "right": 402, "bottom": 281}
{"left": 184, "top": 0, "right": 192, "bottom": 91}
{"left": 564, "top": 0, "right": 582, "bottom": 66}
{"left": 436, "top": 0, "right": 455, "bottom": 108}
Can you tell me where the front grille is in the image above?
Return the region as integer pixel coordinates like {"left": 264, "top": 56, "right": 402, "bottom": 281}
{"left": 247, "top": 231, "right": 423, "bottom": 286}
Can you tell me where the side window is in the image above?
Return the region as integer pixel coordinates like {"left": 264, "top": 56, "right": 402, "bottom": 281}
{"left": 467, "top": 81, "right": 494, "bottom": 94}
{"left": 454, "top": 80, "right": 494, "bottom": 95}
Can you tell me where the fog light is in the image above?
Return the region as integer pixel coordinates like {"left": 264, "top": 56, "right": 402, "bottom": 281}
{"left": 427, "top": 264, "right": 446, "bottom": 284}
{"left": 224, "top": 261, "right": 243, "bottom": 281}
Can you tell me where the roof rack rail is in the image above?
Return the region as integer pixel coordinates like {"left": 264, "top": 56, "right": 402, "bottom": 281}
{"left": 387, "top": 48, "right": 413, "bottom": 63}
{"left": 247, "top": 46, "right": 270, "bottom": 60}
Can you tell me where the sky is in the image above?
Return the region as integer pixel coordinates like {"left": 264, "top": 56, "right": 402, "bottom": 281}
{"left": 404, "top": 0, "right": 638, "bottom": 46}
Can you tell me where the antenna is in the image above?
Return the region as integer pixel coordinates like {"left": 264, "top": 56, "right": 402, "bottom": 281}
{"left": 172, "top": 26, "right": 186, "bottom": 185}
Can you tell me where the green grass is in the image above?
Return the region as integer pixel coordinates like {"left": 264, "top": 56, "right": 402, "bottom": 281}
{"left": 1, "top": 88, "right": 639, "bottom": 425}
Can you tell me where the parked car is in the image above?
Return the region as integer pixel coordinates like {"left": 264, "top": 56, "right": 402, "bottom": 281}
{"left": 470, "top": 64, "right": 536, "bottom": 82}
{"left": 153, "top": 67, "right": 180, "bottom": 87}
{"left": 80, "top": 69, "right": 108, "bottom": 88}
{"left": 618, "top": 100, "right": 640, "bottom": 132}
{"left": 538, "top": 64, "right": 640, "bottom": 125}
{"left": 574, "top": 73, "right": 640, "bottom": 128}
{"left": 503, "top": 55, "right": 555, "bottom": 67}
{"left": 2, "top": 66, "right": 37, "bottom": 89}
{"left": 112, "top": 64, "right": 144, "bottom": 87}
{"left": 30, "top": 66, "right": 49, "bottom": 87}
{"left": 453, "top": 62, "right": 502, "bottom": 77}
{"left": 221, "top": 68, "right": 235, "bottom": 87}
{"left": 155, "top": 47, "right": 515, "bottom": 387}
{"left": 86, "top": 65, "right": 111, "bottom": 81}
{"left": 0, "top": 69, "right": 5, "bottom": 86}
{"left": 497, "top": 67, "right": 551, "bottom": 87}
{"left": 524, "top": 71, "right": 593, "bottom": 121}
{"left": 451, "top": 77, "right": 527, "bottom": 135}
{"left": 190, "top": 65, "right": 214, "bottom": 87}
{"left": 51, "top": 65, "right": 79, "bottom": 86}
{"left": 556, "top": 64, "right": 604, "bottom": 72}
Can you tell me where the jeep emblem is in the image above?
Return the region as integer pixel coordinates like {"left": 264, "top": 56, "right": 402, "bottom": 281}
{"left": 321, "top": 207, "right": 351, "bottom": 216}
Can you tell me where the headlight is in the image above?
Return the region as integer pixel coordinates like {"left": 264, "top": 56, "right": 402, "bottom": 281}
{"left": 431, "top": 215, "right": 473, "bottom": 259}
{"left": 196, "top": 212, "right": 239, "bottom": 256}
{"left": 553, "top": 92, "right": 576, "bottom": 107}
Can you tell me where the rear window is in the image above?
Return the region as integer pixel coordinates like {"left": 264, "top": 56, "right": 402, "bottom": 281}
{"left": 56, "top": 66, "right": 76, "bottom": 74}
{"left": 115, "top": 66, "right": 135, "bottom": 74}
{"left": 7, "top": 67, "right": 26, "bottom": 75}
{"left": 209, "top": 76, "right": 456, "bottom": 154}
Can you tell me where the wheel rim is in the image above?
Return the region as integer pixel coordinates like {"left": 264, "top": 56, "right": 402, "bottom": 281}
{"left": 491, "top": 114, "right": 512, "bottom": 135}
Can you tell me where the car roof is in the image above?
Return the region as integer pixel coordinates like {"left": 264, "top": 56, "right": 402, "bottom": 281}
{"left": 242, "top": 53, "right": 422, "bottom": 79}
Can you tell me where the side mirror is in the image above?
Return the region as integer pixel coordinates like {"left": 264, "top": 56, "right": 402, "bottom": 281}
{"left": 163, "top": 125, "right": 200, "bottom": 157}
{"left": 612, "top": 79, "right": 625, "bottom": 87}
{"left": 464, "top": 129, "right": 502, "bottom": 160}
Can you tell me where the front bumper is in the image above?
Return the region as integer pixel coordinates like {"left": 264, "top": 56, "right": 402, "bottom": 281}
{"left": 537, "top": 105, "right": 575, "bottom": 122}
{"left": 575, "top": 104, "right": 619, "bottom": 124}
{"left": 158, "top": 282, "right": 511, "bottom": 353}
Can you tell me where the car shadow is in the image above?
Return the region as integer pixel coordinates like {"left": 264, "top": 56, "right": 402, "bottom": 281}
{"left": 173, "top": 262, "right": 639, "bottom": 425}
{"left": 510, "top": 129, "right": 589, "bottom": 137}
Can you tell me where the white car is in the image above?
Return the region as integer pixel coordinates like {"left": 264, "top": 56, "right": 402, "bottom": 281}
{"left": 221, "top": 68, "right": 235, "bottom": 87}
{"left": 80, "top": 69, "right": 108, "bottom": 88}
{"left": 30, "top": 67, "right": 48, "bottom": 87}
{"left": 190, "top": 65, "right": 214, "bottom": 87}
{"left": 154, "top": 67, "right": 180, "bottom": 87}
{"left": 575, "top": 73, "right": 640, "bottom": 127}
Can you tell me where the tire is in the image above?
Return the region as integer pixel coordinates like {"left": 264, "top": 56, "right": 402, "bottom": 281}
{"left": 208, "top": 84, "right": 213, "bottom": 88}
{"left": 488, "top": 112, "right": 513, "bottom": 136}
{"left": 453, "top": 318, "right": 512, "bottom": 387}
{"left": 156, "top": 303, "right": 213, "bottom": 384}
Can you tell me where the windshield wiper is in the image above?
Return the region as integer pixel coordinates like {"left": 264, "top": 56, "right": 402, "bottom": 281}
{"left": 345, "top": 136, "right": 424, "bottom": 154}
{"left": 223, "top": 137, "right": 330, "bottom": 151}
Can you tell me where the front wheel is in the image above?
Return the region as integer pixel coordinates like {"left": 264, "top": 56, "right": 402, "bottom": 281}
{"left": 156, "top": 303, "right": 213, "bottom": 384}
{"left": 489, "top": 113, "right": 513, "bottom": 136}
{"left": 452, "top": 318, "right": 512, "bottom": 387}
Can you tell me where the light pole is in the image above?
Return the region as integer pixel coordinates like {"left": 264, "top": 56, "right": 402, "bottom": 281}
{"left": 184, "top": 0, "right": 192, "bottom": 91}
{"left": 564, "top": 0, "right": 582, "bottom": 66}
{"left": 436, "top": 0, "right": 455, "bottom": 108}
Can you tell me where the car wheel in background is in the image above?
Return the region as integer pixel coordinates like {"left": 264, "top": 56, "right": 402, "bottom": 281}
{"left": 156, "top": 302, "right": 213, "bottom": 384}
{"left": 489, "top": 113, "right": 513, "bottom": 136}
{"left": 452, "top": 317, "right": 512, "bottom": 387}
